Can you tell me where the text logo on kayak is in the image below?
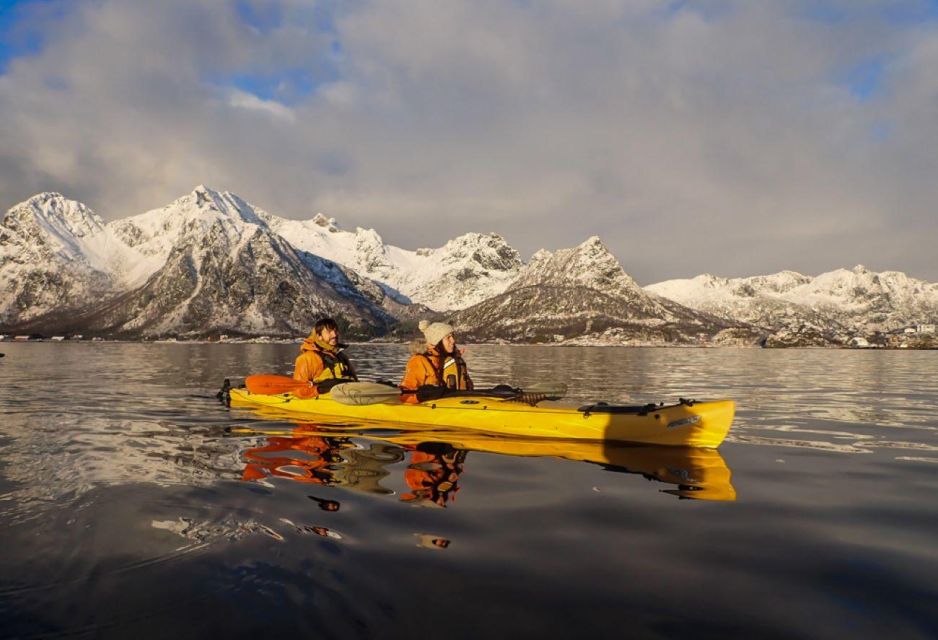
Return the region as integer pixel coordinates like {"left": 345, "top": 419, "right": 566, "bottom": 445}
{"left": 666, "top": 415, "right": 701, "bottom": 430}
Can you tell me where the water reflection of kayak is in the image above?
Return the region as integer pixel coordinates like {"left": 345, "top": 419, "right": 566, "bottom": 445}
{"left": 234, "top": 423, "right": 736, "bottom": 502}
{"left": 387, "top": 430, "right": 736, "bottom": 502}
{"left": 229, "top": 387, "right": 735, "bottom": 448}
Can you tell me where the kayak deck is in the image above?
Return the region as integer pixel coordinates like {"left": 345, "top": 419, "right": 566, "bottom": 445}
{"left": 228, "top": 388, "right": 735, "bottom": 448}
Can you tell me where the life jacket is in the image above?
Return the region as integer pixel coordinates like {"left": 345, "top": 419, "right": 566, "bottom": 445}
{"left": 421, "top": 348, "right": 471, "bottom": 390}
{"left": 316, "top": 348, "right": 355, "bottom": 383}
{"left": 295, "top": 337, "right": 357, "bottom": 390}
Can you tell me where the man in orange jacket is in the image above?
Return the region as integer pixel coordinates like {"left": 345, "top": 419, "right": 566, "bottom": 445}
{"left": 293, "top": 317, "right": 358, "bottom": 393}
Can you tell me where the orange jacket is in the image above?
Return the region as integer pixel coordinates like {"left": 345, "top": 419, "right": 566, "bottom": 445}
{"left": 400, "top": 347, "right": 472, "bottom": 402}
{"left": 293, "top": 338, "right": 357, "bottom": 385}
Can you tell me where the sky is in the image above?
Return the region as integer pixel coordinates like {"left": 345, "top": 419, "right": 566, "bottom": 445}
{"left": 1, "top": 0, "right": 938, "bottom": 284}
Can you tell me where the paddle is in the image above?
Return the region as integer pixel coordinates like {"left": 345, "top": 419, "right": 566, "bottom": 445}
{"left": 329, "top": 381, "right": 568, "bottom": 406}
{"left": 245, "top": 374, "right": 318, "bottom": 398}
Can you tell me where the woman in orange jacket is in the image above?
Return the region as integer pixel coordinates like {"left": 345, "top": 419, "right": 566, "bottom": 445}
{"left": 400, "top": 320, "right": 472, "bottom": 402}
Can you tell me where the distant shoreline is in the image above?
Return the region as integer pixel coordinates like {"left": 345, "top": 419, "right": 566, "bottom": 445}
{"left": 0, "top": 338, "right": 934, "bottom": 350}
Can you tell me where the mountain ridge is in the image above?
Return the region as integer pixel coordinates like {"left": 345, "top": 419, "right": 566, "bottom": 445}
{"left": 2, "top": 186, "right": 936, "bottom": 346}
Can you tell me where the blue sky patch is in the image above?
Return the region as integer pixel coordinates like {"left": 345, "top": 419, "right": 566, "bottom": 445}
{"left": 226, "top": 69, "right": 324, "bottom": 103}
{"left": 225, "top": 0, "right": 343, "bottom": 103}
{"left": 870, "top": 120, "right": 894, "bottom": 143}
{"left": 0, "top": 0, "right": 43, "bottom": 73}
{"left": 842, "top": 57, "right": 888, "bottom": 102}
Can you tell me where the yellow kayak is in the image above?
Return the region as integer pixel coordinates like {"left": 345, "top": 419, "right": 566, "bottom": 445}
{"left": 228, "top": 387, "right": 735, "bottom": 448}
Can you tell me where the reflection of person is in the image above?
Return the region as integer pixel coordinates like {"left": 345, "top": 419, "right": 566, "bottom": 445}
{"left": 400, "top": 443, "right": 466, "bottom": 508}
{"left": 415, "top": 533, "right": 451, "bottom": 549}
{"left": 293, "top": 317, "right": 358, "bottom": 393}
{"left": 400, "top": 320, "right": 472, "bottom": 402}
{"left": 308, "top": 495, "right": 341, "bottom": 512}
{"left": 240, "top": 435, "right": 347, "bottom": 485}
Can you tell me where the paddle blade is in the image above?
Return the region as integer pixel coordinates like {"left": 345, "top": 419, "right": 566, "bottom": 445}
{"left": 245, "top": 374, "right": 317, "bottom": 397}
{"left": 329, "top": 382, "right": 403, "bottom": 406}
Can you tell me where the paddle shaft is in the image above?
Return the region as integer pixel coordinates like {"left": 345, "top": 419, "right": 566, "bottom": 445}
{"left": 330, "top": 382, "right": 566, "bottom": 405}
{"left": 242, "top": 376, "right": 565, "bottom": 406}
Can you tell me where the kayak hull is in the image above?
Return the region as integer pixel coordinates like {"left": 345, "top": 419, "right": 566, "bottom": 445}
{"left": 229, "top": 388, "right": 735, "bottom": 448}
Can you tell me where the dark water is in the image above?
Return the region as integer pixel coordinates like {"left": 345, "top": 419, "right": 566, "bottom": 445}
{"left": 1, "top": 343, "right": 937, "bottom": 639}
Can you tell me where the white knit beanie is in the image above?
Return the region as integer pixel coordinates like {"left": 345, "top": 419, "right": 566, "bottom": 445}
{"left": 419, "top": 320, "right": 455, "bottom": 347}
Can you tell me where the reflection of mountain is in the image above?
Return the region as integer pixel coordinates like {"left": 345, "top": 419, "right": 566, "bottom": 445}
{"left": 0, "top": 420, "right": 247, "bottom": 525}
{"left": 236, "top": 423, "right": 735, "bottom": 502}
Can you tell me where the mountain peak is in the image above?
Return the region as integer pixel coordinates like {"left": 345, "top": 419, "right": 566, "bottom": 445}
{"left": 508, "top": 236, "right": 640, "bottom": 297}
{"left": 25, "top": 191, "right": 68, "bottom": 204}
{"left": 157, "top": 187, "right": 266, "bottom": 227}
{"left": 312, "top": 213, "right": 338, "bottom": 230}
{"left": 191, "top": 184, "right": 220, "bottom": 196}
{"left": 7, "top": 192, "right": 78, "bottom": 215}
{"left": 181, "top": 185, "right": 226, "bottom": 209}
{"left": 3, "top": 192, "right": 104, "bottom": 238}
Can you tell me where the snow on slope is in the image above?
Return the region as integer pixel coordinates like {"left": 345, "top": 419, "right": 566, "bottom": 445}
{"left": 646, "top": 266, "right": 938, "bottom": 331}
{"left": 106, "top": 186, "right": 274, "bottom": 287}
{"left": 269, "top": 214, "right": 522, "bottom": 311}
{"left": 111, "top": 186, "right": 522, "bottom": 311}
{"left": 0, "top": 193, "right": 144, "bottom": 323}
{"left": 0, "top": 192, "right": 143, "bottom": 276}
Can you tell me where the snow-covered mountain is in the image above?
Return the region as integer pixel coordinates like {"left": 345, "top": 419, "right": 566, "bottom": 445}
{"left": 4, "top": 186, "right": 936, "bottom": 345}
{"left": 0, "top": 193, "right": 140, "bottom": 324}
{"left": 1, "top": 187, "right": 396, "bottom": 337}
{"left": 455, "top": 237, "right": 742, "bottom": 344}
{"left": 106, "top": 186, "right": 270, "bottom": 286}
{"left": 108, "top": 186, "right": 521, "bottom": 311}
{"left": 83, "top": 218, "right": 394, "bottom": 338}
{"left": 646, "top": 265, "right": 938, "bottom": 335}
{"left": 269, "top": 214, "right": 522, "bottom": 310}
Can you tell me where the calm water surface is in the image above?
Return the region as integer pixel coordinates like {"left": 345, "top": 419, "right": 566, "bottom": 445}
{"left": 1, "top": 343, "right": 937, "bottom": 639}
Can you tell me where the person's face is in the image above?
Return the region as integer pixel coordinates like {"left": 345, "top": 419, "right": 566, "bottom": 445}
{"left": 441, "top": 334, "right": 456, "bottom": 353}
{"left": 318, "top": 326, "right": 338, "bottom": 346}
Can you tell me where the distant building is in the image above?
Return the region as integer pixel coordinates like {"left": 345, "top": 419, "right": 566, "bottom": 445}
{"left": 917, "top": 324, "right": 936, "bottom": 334}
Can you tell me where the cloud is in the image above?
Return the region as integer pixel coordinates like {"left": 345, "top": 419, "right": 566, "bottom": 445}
{"left": 227, "top": 88, "right": 296, "bottom": 121}
{"left": 1, "top": 0, "right": 937, "bottom": 283}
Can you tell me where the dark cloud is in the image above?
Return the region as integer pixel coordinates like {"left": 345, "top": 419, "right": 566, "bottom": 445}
{"left": 1, "top": 0, "right": 937, "bottom": 283}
